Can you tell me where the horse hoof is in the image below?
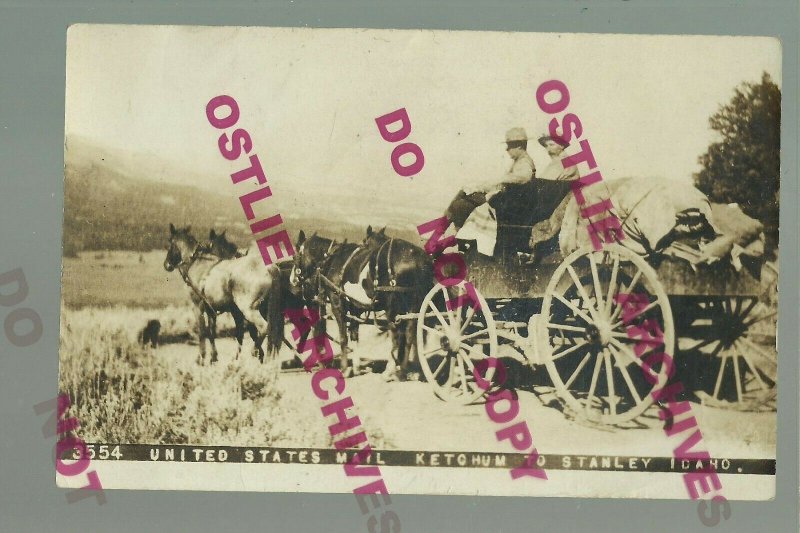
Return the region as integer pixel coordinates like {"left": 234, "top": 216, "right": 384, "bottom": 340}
{"left": 381, "top": 365, "right": 399, "bottom": 382}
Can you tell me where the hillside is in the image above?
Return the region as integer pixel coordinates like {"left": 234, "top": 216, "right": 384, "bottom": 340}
{"left": 62, "top": 137, "right": 420, "bottom": 254}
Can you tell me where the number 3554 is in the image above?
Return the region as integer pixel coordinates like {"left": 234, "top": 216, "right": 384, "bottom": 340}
{"left": 73, "top": 445, "right": 122, "bottom": 460}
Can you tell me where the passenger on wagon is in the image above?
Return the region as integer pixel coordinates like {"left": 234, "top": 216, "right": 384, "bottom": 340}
{"left": 516, "top": 132, "right": 582, "bottom": 264}
{"left": 449, "top": 128, "right": 536, "bottom": 256}
{"left": 536, "top": 132, "right": 578, "bottom": 181}
{"left": 446, "top": 127, "right": 536, "bottom": 230}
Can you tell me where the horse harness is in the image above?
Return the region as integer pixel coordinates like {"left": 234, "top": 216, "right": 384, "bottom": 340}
{"left": 176, "top": 244, "right": 226, "bottom": 316}
{"left": 313, "top": 238, "right": 415, "bottom": 313}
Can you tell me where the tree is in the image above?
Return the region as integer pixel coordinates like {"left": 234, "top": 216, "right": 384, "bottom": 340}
{"left": 694, "top": 72, "right": 781, "bottom": 251}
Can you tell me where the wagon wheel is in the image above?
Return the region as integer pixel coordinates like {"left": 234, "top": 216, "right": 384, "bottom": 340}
{"left": 416, "top": 280, "right": 498, "bottom": 405}
{"left": 693, "top": 297, "right": 777, "bottom": 411}
{"left": 540, "top": 244, "right": 675, "bottom": 424}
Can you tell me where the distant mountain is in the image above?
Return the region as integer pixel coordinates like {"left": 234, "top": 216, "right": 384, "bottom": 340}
{"left": 62, "top": 137, "right": 420, "bottom": 254}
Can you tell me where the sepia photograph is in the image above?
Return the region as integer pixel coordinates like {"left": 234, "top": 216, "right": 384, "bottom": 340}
{"left": 59, "top": 25, "right": 780, "bottom": 501}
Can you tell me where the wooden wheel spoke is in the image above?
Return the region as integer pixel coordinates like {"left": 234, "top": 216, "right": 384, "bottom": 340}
{"left": 610, "top": 270, "right": 643, "bottom": 323}
{"left": 731, "top": 350, "right": 743, "bottom": 403}
{"left": 611, "top": 300, "right": 660, "bottom": 329}
{"left": 459, "top": 342, "right": 488, "bottom": 361}
{"left": 589, "top": 253, "right": 605, "bottom": 316}
{"left": 610, "top": 334, "right": 660, "bottom": 359}
{"left": 608, "top": 339, "right": 644, "bottom": 370}
{"left": 734, "top": 340, "right": 769, "bottom": 391}
{"left": 447, "top": 358, "right": 457, "bottom": 388}
{"left": 460, "top": 328, "right": 491, "bottom": 343}
{"left": 566, "top": 264, "right": 600, "bottom": 321}
{"left": 442, "top": 286, "right": 457, "bottom": 328}
{"left": 420, "top": 324, "right": 445, "bottom": 337}
{"left": 689, "top": 337, "right": 721, "bottom": 353}
{"left": 603, "top": 350, "right": 616, "bottom": 416}
{"left": 584, "top": 352, "right": 604, "bottom": 413}
{"left": 421, "top": 345, "right": 445, "bottom": 357}
{"left": 739, "top": 336, "right": 777, "bottom": 363}
{"left": 455, "top": 355, "right": 469, "bottom": 392}
{"left": 458, "top": 349, "right": 477, "bottom": 371}
{"left": 738, "top": 298, "right": 758, "bottom": 320}
{"left": 616, "top": 357, "right": 643, "bottom": 405}
{"left": 604, "top": 254, "right": 620, "bottom": 317}
{"left": 431, "top": 357, "right": 449, "bottom": 379}
{"left": 459, "top": 305, "right": 477, "bottom": 334}
{"left": 712, "top": 353, "right": 728, "bottom": 400}
{"left": 546, "top": 322, "right": 588, "bottom": 334}
{"left": 565, "top": 352, "right": 593, "bottom": 389}
{"left": 553, "top": 293, "right": 594, "bottom": 325}
{"left": 551, "top": 340, "right": 589, "bottom": 362}
{"left": 743, "top": 311, "right": 778, "bottom": 328}
{"left": 428, "top": 301, "right": 449, "bottom": 328}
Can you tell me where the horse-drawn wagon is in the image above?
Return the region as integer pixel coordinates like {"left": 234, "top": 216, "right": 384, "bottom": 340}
{"left": 411, "top": 178, "right": 777, "bottom": 425}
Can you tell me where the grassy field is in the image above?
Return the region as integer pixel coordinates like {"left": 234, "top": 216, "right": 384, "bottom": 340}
{"left": 60, "top": 305, "right": 335, "bottom": 446}
{"left": 59, "top": 249, "right": 333, "bottom": 446}
{"left": 61, "top": 250, "right": 189, "bottom": 308}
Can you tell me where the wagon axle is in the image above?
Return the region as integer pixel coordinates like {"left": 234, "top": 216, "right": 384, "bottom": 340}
{"left": 585, "top": 320, "right": 615, "bottom": 347}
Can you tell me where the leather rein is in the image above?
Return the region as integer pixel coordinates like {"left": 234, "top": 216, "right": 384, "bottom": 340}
{"left": 175, "top": 244, "right": 226, "bottom": 315}
{"left": 299, "top": 238, "right": 414, "bottom": 313}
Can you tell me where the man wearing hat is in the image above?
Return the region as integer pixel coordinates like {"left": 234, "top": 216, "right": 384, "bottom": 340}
{"left": 450, "top": 127, "right": 540, "bottom": 257}
{"left": 445, "top": 127, "right": 536, "bottom": 230}
{"left": 494, "top": 127, "right": 537, "bottom": 191}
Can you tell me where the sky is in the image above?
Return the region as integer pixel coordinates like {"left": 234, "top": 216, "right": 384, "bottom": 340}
{"left": 64, "top": 25, "right": 782, "bottom": 221}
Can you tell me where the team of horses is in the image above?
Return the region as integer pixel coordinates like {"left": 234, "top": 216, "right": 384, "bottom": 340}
{"left": 164, "top": 223, "right": 434, "bottom": 378}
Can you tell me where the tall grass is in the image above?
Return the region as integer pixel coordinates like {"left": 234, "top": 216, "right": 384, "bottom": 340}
{"left": 59, "top": 306, "right": 330, "bottom": 447}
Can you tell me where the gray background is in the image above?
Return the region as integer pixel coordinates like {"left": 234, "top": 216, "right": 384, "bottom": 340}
{"left": 0, "top": 1, "right": 796, "bottom": 531}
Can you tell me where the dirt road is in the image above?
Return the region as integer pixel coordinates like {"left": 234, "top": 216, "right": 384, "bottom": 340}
{"left": 156, "top": 326, "right": 776, "bottom": 461}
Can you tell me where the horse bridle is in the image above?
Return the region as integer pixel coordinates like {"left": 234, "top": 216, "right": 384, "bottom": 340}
{"left": 293, "top": 239, "right": 338, "bottom": 303}
{"left": 172, "top": 242, "right": 224, "bottom": 315}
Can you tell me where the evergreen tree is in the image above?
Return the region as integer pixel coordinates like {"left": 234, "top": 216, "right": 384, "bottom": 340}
{"left": 695, "top": 72, "right": 781, "bottom": 251}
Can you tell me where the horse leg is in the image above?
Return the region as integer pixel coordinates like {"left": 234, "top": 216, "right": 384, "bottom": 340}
{"left": 382, "top": 321, "right": 400, "bottom": 381}
{"left": 342, "top": 300, "right": 360, "bottom": 374}
{"left": 238, "top": 304, "right": 269, "bottom": 363}
{"left": 401, "top": 319, "right": 415, "bottom": 378}
{"left": 230, "top": 308, "right": 246, "bottom": 360}
{"left": 330, "top": 297, "right": 348, "bottom": 377}
{"left": 247, "top": 322, "right": 260, "bottom": 358}
{"left": 396, "top": 320, "right": 407, "bottom": 380}
{"left": 206, "top": 310, "right": 219, "bottom": 364}
{"left": 194, "top": 305, "right": 207, "bottom": 365}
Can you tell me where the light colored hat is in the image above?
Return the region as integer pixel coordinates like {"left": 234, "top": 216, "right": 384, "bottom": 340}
{"left": 505, "top": 127, "right": 529, "bottom": 143}
{"left": 537, "top": 133, "right": 570, "bottom": 148}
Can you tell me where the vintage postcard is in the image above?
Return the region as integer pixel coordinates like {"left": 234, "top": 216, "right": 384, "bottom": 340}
{"left": 59, "top": 24, "right": 780, "bottom": 511}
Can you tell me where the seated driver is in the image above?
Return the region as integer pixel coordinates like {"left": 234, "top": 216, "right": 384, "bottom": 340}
{"left": 447, "top": 127, "right": 535, "bottom": 231}
{"left": 451, "top": 127, "right": 536, "bottom": 256}
{"left": 472, "top": 127, "right": 536, "bottom": 199}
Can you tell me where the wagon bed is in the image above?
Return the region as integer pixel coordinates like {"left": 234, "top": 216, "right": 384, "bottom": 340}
{"left": 412, "top": 242, "right": 776, "bottom": 425}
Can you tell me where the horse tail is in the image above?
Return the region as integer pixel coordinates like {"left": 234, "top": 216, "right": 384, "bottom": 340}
{"left": 265, "top": 265, "right": 284, "bottom": 357}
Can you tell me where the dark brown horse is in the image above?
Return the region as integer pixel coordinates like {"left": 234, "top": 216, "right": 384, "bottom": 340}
{"left": 359, "top": 226, "right": 434, "bottom": 378}
{"left": 290, "top": 227, "right": 433, "bottom": 378}
{"left": 164, "top": 224, "right": 283, "bottom": 364}
{"left": 289, "top": 232, "right": 361, "bottom": 373}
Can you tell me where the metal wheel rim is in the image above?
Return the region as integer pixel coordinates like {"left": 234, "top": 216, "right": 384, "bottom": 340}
{"left": 416, "top": 280, "right": 498, "bottom": 405}
{"left": 540, "top": 244, "right": 675, "bottom": 424}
